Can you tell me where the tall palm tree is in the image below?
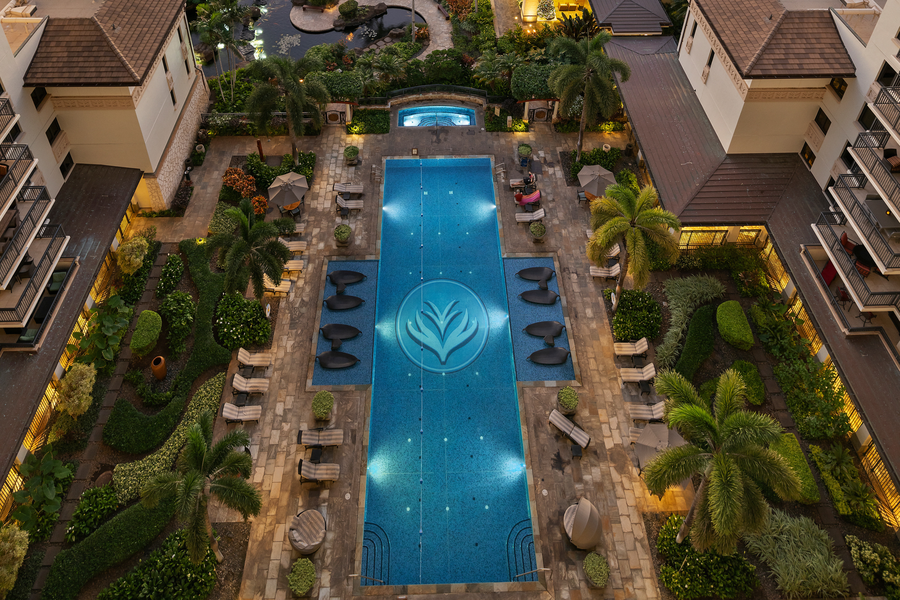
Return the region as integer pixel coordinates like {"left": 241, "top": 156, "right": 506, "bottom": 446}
{"left": 587, "top": 184, "right": 680, "bottom": 312}
{"left": 208, "top": 198, "right": 294, "bottom": 301}
{"left": 643, "top": 369, "right": 801, "bottom": 554}
{"left": 244, "top": 56, "right": 330, "bottom": 163}
{"left": 474, "top": 51, "right": 506, "bottom": 92}
{"left": 548, "top": 33, "right": 630, "bottom": 161}
{"left": 373, "top": 53, "right": 406, "bottom": 88}
{"left": 141, "top": 411, "right": 261, "bottom": 563}
{"left": 194, "top": 0, "right": 249, "bottom": 107}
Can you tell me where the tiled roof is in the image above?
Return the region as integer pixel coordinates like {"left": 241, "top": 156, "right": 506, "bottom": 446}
{"left": 695, "top": 0, "right": 855, "bottom": 78}
{"left": 589, "top": 0, "right": 671, "bottom": 34}
{"left": 24, "top": 0, "right": 184, "bottom": 87}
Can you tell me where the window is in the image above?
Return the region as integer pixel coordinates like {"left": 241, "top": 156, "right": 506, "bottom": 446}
{"left": 162, "top": 56, "right": 169, "bottom": 73}
{"left": 829, "top": 77, "right": 848, "bottom": 99}
{"left": 184, "top": 58, "right": 191, "bottom": 75}
{"left": 826, "top": 176, "right": 836, "bottom": 192}
{"left": 59, "top": 152, "right": 74, "bottom": 178}
{"left": 30, "top": 87, "right": 47, "bottom": 108}
{"left": 858, "top": 105, "right": 879, "bottom": 130}
{"left": 45, "top": 118, "right": 61, "bottom": 145}
{"left": 3, "top": 122, "right": 21, "bottom": 145}
{"left": 878, "top": 62, "right": 898, "bottom": 88}
{"left": 814, "top": 108, "right": 831, "bottom": 135}
{"left": 841, "top": 141, "right": 859, "bottom": 172}
{"left": 169, "top": 90, "right": 177, "bottom": 106}
{"left": 801, "top": 143, "right": 816, "bottom": 167}
{"left": 176, "top": 26, "right": 183, "bottom": 43}
{"left": 706, "top": 50, "right": 715, "bottom": 68}
{"left": 690, "top": 20, "right": 698, "bottom": 38}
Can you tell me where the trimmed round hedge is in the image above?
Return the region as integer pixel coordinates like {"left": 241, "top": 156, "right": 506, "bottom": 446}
{"left": 717, "top": 300, "right": 754, "bottom": 351}
{"left": 129, "top": 310, "right": 161, "bottom": 357}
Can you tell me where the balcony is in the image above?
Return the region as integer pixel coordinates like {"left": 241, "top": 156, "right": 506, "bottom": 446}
{"left": 0, "top": 187, "right": 53, "bottom": 289}
{"left": 871, "top": 86, "right": 900, "bottom": 143}
{"left": 0, "top": 224, "right": 68, "bottom": 330}
{"left": 812, "top": 212, "right": 900, "bottom": 314}
{"left": 0, "top": 98, "right": 15, "bottom": 141}
{"left": 0, "top": 144, "right": 36, "bottom": 216}
{"left": 829, "top": 175, "right": 900, "bottom": 274}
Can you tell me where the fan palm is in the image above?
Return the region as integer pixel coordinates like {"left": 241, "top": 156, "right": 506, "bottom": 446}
{"left": 244, "top": 56, "right": 330, "bottom": 164}
{"left": 587, "top": 184, "right": 680, "bottom": 311}
{"left": 373, "top": 52, "right": 406, "bottom": 87}
{"left": 474, "top": 51, "right": 505, "bottom": 92}
{"left": 141, "top": 411, "right": 261, "bottom": 563}
{"left": 643, "top": 369, "right": 802, "bottom": 554}
{"left": 548, "top": 33, "right": 630, "bottom": 161}
{"left": 208, "top": 198, "right": 294, "bottom": 301}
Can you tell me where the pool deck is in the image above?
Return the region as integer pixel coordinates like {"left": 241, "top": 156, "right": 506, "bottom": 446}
{"left": 187, "top": 121, "right": 691, "bottom": 599}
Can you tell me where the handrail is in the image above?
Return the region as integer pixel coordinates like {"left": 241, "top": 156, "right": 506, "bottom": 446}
{"left": 851, "top": 128, "right": 900, "bottom": 214}
{"left": 0, "top": 224, "right": 65, "bottom": 324}
{"left": 0, "top": 144, "right": 34, "bottom": 209}
{"left": 0, "top": 98, "right": 14, "bottom": 137}
{"left": 387, "top": 84, "right": 488, "bottom": 98}
{"left": 0, "top": 186, "right": 51, "bottom": 283}
{"left": 873, "top": 86, "right": 900, "bottom": 135}
{"left": 832, "top": 176, "right": 900, "bottom": 269}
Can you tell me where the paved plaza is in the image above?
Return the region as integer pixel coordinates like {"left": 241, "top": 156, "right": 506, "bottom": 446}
{"left": 146, "top": 113, "right": 692, "bottom": 599}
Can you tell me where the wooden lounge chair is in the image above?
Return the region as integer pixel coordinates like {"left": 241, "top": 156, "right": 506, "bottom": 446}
{"left": 515, "top": 208, "right": 545, "bottom": 223}
{"left": 590, "top": 264, "right": 620, "bottom": 280}
{"left": 619, "top": 363, "right": 656, "bottom": 383}
{"left": 283, "top": 260, "right": 304, "bottom": 273}
{"left": 336, "top": 196, "right": 364, "bottom": 214}
{"left": 297, "top": 428, "right": 345, "bottom": 447}
{"left": 288, "top": 509, "right": 327, "bottom": 555}
{"left": 264, "top": 275, "right": 292, "bottom": 295}
{"left": 613, "top": 337, "right": 649, "bottom": 358}
{"left": 549, "top": 408, "right": 591, "bottom": 449}
{"left": 232, "top": 373, "right": 269, "bottom": 395}
{"left": 237, "top": 348, "right": 274, "bottom": 368}
{"left": 628, "top": 401, "right": 665, "bottom": 421}
{"left": 298, "top": 459, "right": 341, "bottom": 483}
{"left": 278, "top": 238, "right": 308, "bottom": 254}
{"left": 223, "top": 402, "right": 262, "bottom": 424}
{"left": 333, "top": 183, "right": 364, "bottom": 196}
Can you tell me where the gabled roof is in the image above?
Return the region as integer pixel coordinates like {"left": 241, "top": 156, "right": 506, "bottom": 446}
{"left": 24, "top": 0, "right": 185, "bottom": 87}
{"left": 694, "top": 0, "right": 855, "bottom": 78}
{"left": 589, "top": 0, "right": 671, "bottom": 34}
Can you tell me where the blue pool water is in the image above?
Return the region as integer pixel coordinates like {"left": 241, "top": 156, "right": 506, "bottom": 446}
{"left": 398, "top": 106, "right": 476, "bottom": 127}
{"left": 363, "top": 158, "right": 536, "bottom": 586}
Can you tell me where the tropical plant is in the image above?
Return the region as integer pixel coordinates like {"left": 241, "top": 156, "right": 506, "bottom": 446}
{"left": 344, "top": 146, "right": 359, "bottom": 160}
{"left": 609, "top": 289, "right": 662, "bottom": 341}
{"left": 587, "top": 184, "right": 680, "bottom": 311}
{"left": 557, "top": 386, "right": 578, "bottom": 411}
{"left": 251, "top": 195, "right": 267, "bottom": 216}
{"left": 548, "top": 33, "right": 630, "bottom": 161}
{"left": 159, "top": 291, "right": 196, "bottom": 356}
{"left": 0, "top": 522, "right": 29, "bottom": 598}
{"left": 334, "top": 224, "right": 352, "bottom": 242}
{"left": 244, "top": 56, "right": 330, "bottom": 163}
{"left": 313, "top": 391, "right": 334, "bottom": 419}
{"left": 207, "top": 198, "right": 293, "bottom": 301}
{"left": 141, "top": 410, "right": 262, "bottom": 563}
{"left": 845, "top": 534, "right": 900, "bottom": 598}
{"left": 193, "top": 0, "right": 250, "bottom": 106}
{"left": 156, "top": 254, "right": 185, "bottom": 298}
{"left": 222, "top": 167, "right": 257, "bottom": 199}
{"left": 583, "top": 552, "right": 609, "bottom": 587}
{"left": 65, "top": 484, "right": 119, "bottom": 543}
{"left": 116, "top": 236, "right": 149, "bottom": 276}
{"left": 288, "top": 558, "right": 316, "bottom": 595}
{"left": 56, "top": 363, "right": 97, "bottom": 418}
{"left": 656, "top": 276, "right": 725, "bottom": 368}
{"left": 11, "top": 447, "right": 73, "bottom": 540}
{"left": 556, "top": 8, "right": 600, "bottom": 40}
{"left": 67, "top": 295, "right": 133, "bottom": 375}
{"left": 373, "top": 52, "right": 406, "bottom": 87}
{"left": 529, "top": 221, "right": 546, "bottom": 237}
{"left": 215, "top": 292, "right": 271, "bottom": 349}
{"left": 643, "top": 369, "right": 801, "bottom": 553}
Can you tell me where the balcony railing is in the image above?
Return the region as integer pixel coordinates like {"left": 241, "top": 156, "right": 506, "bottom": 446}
{"left": 831, "top": 175, "right": 900, "bottom": 270}
{"left": 814, "top": 212, "right": 900, "bottom": 312}
{"left": 0, "top": 187, "right": 51, "bottom": 285}
{"left": 873, "top": 85, "right": 900, "bottom": 135}
{"left": 0, "top": 99, "right": 14, "bottom": 138}
{"left": 0, "top": 144, "right": 35, "bottom": 210}
{"left": 0, "top": 224, "right": 66, "bottom": 325}
{"left": 851, "top": 127, "right": 900, "bottom": 212}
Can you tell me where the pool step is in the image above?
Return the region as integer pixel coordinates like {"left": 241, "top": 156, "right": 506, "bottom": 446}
{"left": 507, "top": 519, "right": 537, "bottom": 582}
{"left": 361, "top": 522, "right": 391, "bottom": 586}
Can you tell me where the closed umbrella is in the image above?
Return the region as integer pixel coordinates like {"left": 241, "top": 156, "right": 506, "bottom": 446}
{"left": 564, "top": 497, "right": 602, "bottom": 549}
{"left": 578, "top": 164, "right": 616, "bottom": 197}
{"left": 268, "top": 172, "right": 309, "bottom": 208}
{"left": 634, "top": 423, "right": 686, "bottom": 470}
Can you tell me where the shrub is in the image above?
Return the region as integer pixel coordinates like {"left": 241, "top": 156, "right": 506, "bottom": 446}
{"left": 57, "top": 363, "right": 96, "bottom": 418}
{"left": 116, "top": 236, "right": 149, "bottom": 275}
{"left": 288, "top": 558, "right": 316, "bottom": 596}
{"left": 313, "top": 390, "right": 334, "bottom": 419}
{"left": 656, "top": 276, "right": 726, "bottom": 369}
{"left": 809, "top": 444, "right": 883, "bottom": 531}
{"left": 731, "top": 360, "right": 764, "bottom": 405}
{"left": 307, "top": 70, "right": 363, "bottom": 101}
{"left": 0, "top": 523, "right": 29, "bottom": 597}
{"left": 51, "top": 378, "right": 105, "bottom": 455}
{"left": 484, "top": 108, "right": 528, "bottom": 132}
{"left": 130, "top": 310, "right": 162, "bottom": 357}
{"left": 338, "top": 0, "right": 358, "bottom": 16}
{"left": 222, "top": 167, "right": 256, "bottom": 198}
{"left": 209, "top": 201, "right": 239, "bottom": 235}
{"left": 773, "top": 356, "right": 852, "bottom": 440}
{"left": 11, "top": 448, "right": 74, "bottom": 542}
{"left": 518, "top": 143, "right": 532, "bottom": 157}
{"left": 6, "top": 549, "right": 43, "bottom": 600}
{"left": 172, "top": 180, "right": 194, "bottom": 212}
{"left": 770, "top": 433, "right": 820, "bottom": 504}
{"left": 41, "top": 499, "right": 175, "bottom": 600}
{"left": 334, "top": 224, "right": 352, "bottom": 242}
{"left": 657, "top": 514, "right": 757, "bottom": 600}
{"left": 215, "top": 293, "right": 271, "bottom": 350}
{"left": 677, "top": 245, "right": 769, "bottom": 298}
{"left": 159, "top": 291, "right": 195, "bottom": 357}
{"left": 112, "top": 373, "right": 226, "bottom": 504}
{"left": 347, "top": 109, "right": 390, "bottom": 134}
{"left": 511, "top": 64, "right": 554, "bottom": 100}
{"left": 569, "top": 147, "right": 621, "bottom": 179}
{"left": 118, "top": 239, "right": 160, "bottom": 306}
{"left": 557, "top": 386, "right": 578, "bottom": 411}
{"left": 245, "top": 152, "right": 315, "bottom": 190}
{"left": 529, "top": 222, "right": 546, "bottom": 237}
{"left": 67, "top": 294, "right": 132, "bottom": 375}
{"left": 252, "top": 195, "right": 267, "bottom": 215}
{"left": 97, "top": 529, "right": 216, "bottom": 600}
{"left": 615, "top": 168, "right": 639, "bottom": 195}
{"left": 156, "top": 254, "right": 185, "bottom": 298}
{"left": 717, "top": 300, "right": 754, "bottom": 350}
{"left": 611, "top": 290, "right": 662, "bottom": 342}
{"left": 65, "top": 484, "right": 119, "bottom": 543}
{"left": 344, "top": 145, "right": 359, "bottom": 160}
{"left": 673, "top": 304, "right": 716, "bottom": 382}
{"left": 744, "top": 510, "right": 848, "bottom": 599}
{"left": 583, "top": 552, "right": 609, "bottom": 587}
{"left": 845, "top": 534, "right": 900, "bottom": 598}
{"left": 124, "top": 370, "right": 173, "bottom": 407}
{"left": 190, "top": 147, "right": 206, "bottom": 167}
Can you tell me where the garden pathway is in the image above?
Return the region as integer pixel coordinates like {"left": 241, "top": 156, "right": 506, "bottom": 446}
{"left": 200, "top": 120, "right": 688, "bottom": 599}
{"left": 490, "top": 0, "right": 522, "bottom": 36}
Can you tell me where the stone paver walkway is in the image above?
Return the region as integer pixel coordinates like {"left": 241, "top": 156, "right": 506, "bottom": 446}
{"left": 491, "top": 0, "right": 522, "bottom": 36}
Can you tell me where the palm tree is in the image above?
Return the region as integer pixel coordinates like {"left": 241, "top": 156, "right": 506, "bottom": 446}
{"left": 548, "top": 33, "right": 630, "bottom": 161}
{"left": 141, "top": 411, "right": 261, "bottom": 563}
{"left": 373, "top": 53, "right": 406, "bottom": 88}
{"left": 208, "top": 198, "right": 294, "bottom": 301}
{"left": 244, "top": 56, "right": 330, "bottom": 163}
{"left": 587, "top": 184, "right": 680, "bottom": 311}
{"left": 194, "top": 0, "right": 250, "bottom": 108}
{"left": 474, "top": 51, "right": 506, "bottom": 92}
{"left": 643, "top": 369, "right": 801, "bottom": 554}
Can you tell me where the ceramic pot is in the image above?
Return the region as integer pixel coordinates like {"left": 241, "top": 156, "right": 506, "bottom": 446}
{"left": 151, "top": 356, "right": 166, "bottom": 380}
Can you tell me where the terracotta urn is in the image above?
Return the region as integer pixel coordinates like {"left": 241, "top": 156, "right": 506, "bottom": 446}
{"left": 151, "top": 356, "right": 166, "bottom": 380}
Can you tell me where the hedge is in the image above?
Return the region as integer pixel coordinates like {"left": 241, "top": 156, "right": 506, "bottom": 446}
{"left": 674, "top": 304, "right": 716, "bottom": 382}
{"left": 307, "top": 70, "right": 363, "bottom": 101}
{"left": 155, "top": 254, "right": 184, "bottom": 298}
{"left": 511, "top": 63, "right": 554, "bottom": 100}
{"left": 656, "top": 276, "right": 726, "bottom": 369}
{"left": 245, "top": 152, "right": 316, "bottom": 190}
{"left": 347, "top": 109, "right": 390, "bottom": 135}
{"left": 610, "top": 290, "right": 662, "bottom": 342}
{"left": 717, "top": 300, "right": 754, "bottom": 351}
{"left": 809, "top": 444, "right": 883, "bottom": 531}
{"left": 41, "top": 498, "right": 175, "bottom": 600}
{"left": 731, "top": 360, "right": 765, "bottom": 405}
{"left": 771, "top": 433, "right": 820, "bottom": 504}
{"left": 6, "top": 550, "right": 43, "bottom": 600}
{"left": 129, "top": 310, "right": 161, "bottom": 357}
{"left": 119, "top": 240, "right": 160, "bottom": 306}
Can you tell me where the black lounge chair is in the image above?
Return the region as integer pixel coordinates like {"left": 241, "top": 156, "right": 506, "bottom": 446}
{"left": 528, "top": 347, "right": 570, "bottom": 365}
{"left": 316, "top": 351, "right": 360, "bottom": 369}
{"left": 328, "top": 270, "right": 366, "bottom": 293}
{"left": 520, "top": 289, "right": 559, "bottom": 305}
{"left": 320, "top": 324, "right": 362, "bottom": 350}
{"left": 524, "top": 321, "right": 565, "bottom": 346}
{"left": 517, "top": 267, "right": 555, "bottom": 290}
{"left": 324, "top": 295, "right": 364, "bottom": 310}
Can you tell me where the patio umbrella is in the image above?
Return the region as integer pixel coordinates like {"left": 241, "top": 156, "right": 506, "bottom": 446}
{"left": 577, "top": 164, "right": 616, "bottom": 197}
{"left": 634, "top": 423, "right": 687, "bottom": 470}
{"left": 564, "top": 497, "right": 602, "bottom": 549}
{"left": 268, "top": 172, "right": 309, "bottom": 208}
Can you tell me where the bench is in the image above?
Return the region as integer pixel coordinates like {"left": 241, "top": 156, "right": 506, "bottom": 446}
{"left": 629, "top": 401, "right": 665, "bottom": 422}
{"left": 589, "top": 264, "right": 620, "bottom": 280}
{"left": 302, "top": 3, "right": 326, "bottom": 10}
{"left": 437, "top": 3, "right": 449, "bottom": 18}
{"left": 336, "top": 196, "right": 364, "bottom": 215}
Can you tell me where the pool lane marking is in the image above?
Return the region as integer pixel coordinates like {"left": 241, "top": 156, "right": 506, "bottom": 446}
{"left": 418, "top": 159, "right": 425, "bottom": 584}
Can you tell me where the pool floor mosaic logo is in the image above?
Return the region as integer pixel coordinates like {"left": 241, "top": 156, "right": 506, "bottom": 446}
{"left": 396, "top": 280, "right": 490, "bottom": 373}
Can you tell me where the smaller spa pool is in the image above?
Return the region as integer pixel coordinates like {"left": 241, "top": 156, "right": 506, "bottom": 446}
{"left": 398, "top": 105, "right": 476, "bottom": 127}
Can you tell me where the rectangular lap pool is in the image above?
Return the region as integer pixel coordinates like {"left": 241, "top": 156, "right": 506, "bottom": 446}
{"left": 362, "top": 158, "right": 536, "bottom": 586}
{"left": 398, "top": 106, "right": 476, "bottom": 127}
